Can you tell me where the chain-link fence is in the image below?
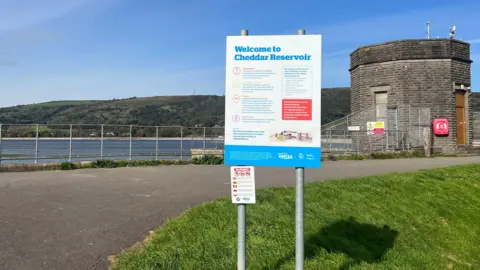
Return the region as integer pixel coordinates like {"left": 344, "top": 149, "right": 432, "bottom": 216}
{"left": 321, "top": 129, "right": 410, "bottom": 154}
{"left": 0, "top": 111, "right": 477, "bottom": 164}
{"left": 322, "top": 104, "right": 430, "bottom": 150}
{"left": 0, "top": 124, "right": 225, "bottom": 164}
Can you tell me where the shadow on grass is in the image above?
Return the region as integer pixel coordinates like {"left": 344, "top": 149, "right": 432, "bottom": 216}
{"left": 271, "top": 217, "right": 398, "bottom": 270}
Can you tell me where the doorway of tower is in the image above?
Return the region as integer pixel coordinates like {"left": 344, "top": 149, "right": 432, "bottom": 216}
{"left": 455, "top": 91, "right": 466, "bottom": 145}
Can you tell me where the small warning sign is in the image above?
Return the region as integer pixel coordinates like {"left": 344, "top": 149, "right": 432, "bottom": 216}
{"left": 367, "top": 122, "right": 385, "bottom": 135}
{"left": 230, "top": 166, "right": 256, "bottom": 204}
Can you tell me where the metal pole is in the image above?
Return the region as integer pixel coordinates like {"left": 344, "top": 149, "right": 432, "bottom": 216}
{"left": 0, "top": 124, "right": 2, "bottom": 165}
{"left": 295, "top": 167, "right": 304, "bottom": 270}
{"left": 129, "top": 125, "right": 132, "bottom": 160}
{"left": 329, "top": 130, "right": 332, "bottom": 151}
{"left": 235, "top": 28, "right": 249, "bottom": 270}
{"left": 203, "top": 127, "right": 206, "bottom": 154}
{"left": 395, "top": 108, "right": 399, "bottom": 148}
{"left": 35, "top": 124, "right": 39, "bottom": 163}
{"left": 100, "top": 124, "right": 104, "bottom": 160}
{"left": 295, "top": 28, "right": 305, "bottom": 270}
{"left": 408, "top": 104, "right": 411, "bottom": 150}
{"left": 237, "top": 203, "right": 246, "bottom": 270}
{"left": 356, "top": 132, "right": 360, "bottom": 155}
{"left": 180, "top": 127, "right": 183, "bottom": 159}
{"left": 69, "top": 124, "right": 73, "bottom": 162}
{"left": 156, "top": 126, "right": 159, "bottom": 160}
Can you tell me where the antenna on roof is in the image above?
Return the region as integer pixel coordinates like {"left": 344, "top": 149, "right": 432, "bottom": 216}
{"left": 449, "top": 25, "right": 456, "bottom": 39}
{"left": 427, "top": 21, "right": 435, "bottom": 39}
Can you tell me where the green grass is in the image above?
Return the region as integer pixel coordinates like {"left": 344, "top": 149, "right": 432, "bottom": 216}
{"left": 20, "top": 100, "right": 103, "bottom": 109}
{"left": 112, "top": 164, "right": 480, "bottom": 270}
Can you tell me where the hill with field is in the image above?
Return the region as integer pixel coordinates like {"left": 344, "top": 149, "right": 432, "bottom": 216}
{"left": 0, "top": 88, "right": 477, "bottom": 129}
{"left": 0, "top": 88, "right": 351, "bottom": 127}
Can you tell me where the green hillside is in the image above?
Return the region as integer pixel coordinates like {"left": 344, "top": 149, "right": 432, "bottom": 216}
{"left": 0, "top": 88, "right": 477, "bottom": 128}
{"left": 0, "top": 88, "right": 351, "bottom": 127}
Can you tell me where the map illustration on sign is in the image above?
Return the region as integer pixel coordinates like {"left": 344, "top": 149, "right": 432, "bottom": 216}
{"left": 224, "top": 35, "right": 322, "bottom": 168}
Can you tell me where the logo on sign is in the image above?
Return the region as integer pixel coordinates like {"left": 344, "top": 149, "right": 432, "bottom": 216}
{"left": 298, "top": 153, "right": 304, "bottom": 159}
{"left": 243, "top": 197, "right": 250, "bottom": 201}
{"left": 278, "top": 153, "right": 293, "bottom": 160}
{"left": 232, "top": 115, "right": 240, "bottom": 122}
{"left": 232, "top": 66, "right": 241, "bottom": 75}
{"left": 232, "top": 95, "right": 241, "bottom": 103}
{"left": 236, "top": 197, "right": 241, "bottom": 201}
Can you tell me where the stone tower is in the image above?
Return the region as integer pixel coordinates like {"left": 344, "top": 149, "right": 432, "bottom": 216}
{"left": 349, "top": 39, "right": 473, "bottom": 154}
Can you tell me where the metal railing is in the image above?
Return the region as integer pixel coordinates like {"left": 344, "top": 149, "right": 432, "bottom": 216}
{"left": 0, "top": 120, "right": 478, "bottom": 164}
{"left": 0, "top": 124, "right": 224, "bottom": 164}
{"left": 321, "top": 129, "right": 410, "bottom": 154}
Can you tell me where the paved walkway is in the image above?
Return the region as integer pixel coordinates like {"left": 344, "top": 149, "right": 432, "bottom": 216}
{"left": 0, "top": 157, "right": 479, "bottom": 270}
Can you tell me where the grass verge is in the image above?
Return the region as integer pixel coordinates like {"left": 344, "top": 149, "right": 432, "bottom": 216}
{"left": 111, "top": 164, "right": 480, "bottom": 270}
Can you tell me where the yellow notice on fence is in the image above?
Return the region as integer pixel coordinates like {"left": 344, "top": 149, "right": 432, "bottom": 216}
{"left": 367, "top": 122, "right": 385, "bottom": 135}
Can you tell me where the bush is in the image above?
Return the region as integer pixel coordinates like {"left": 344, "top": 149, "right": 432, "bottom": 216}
{"left": 90, "top": 159, "right": 117, "bottom": 168}
{"left": 116, "top": 160, "right": 129, "bottom": 168}
{"left": 60, "top": 162, "right": 76, "bottom": 170}
{"left": 192, "top": 155, "right": 224, "bottom": 165}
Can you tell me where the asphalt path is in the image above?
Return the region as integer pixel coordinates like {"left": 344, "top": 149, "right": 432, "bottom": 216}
{"left": 0, "top": 157, "right": 479, "bottom": 270}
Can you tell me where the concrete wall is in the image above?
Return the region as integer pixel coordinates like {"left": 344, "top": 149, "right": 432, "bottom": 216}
{"left": 350, "top": 39, "right": 473, "bottom": 154}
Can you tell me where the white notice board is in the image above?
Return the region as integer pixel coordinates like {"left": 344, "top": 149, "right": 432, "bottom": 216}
{"left": 224, "top": 34, "right": 322, "bottom": 168}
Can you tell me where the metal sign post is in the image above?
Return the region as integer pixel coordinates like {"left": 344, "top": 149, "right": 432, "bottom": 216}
{"left": 225, "top": 28, "right": 321, "bottom": 270}
{"left": 295, "top": 28, "right": 305, "bottom": 270}
{"left": 237, "top": 202, "right": 246, "bottom": 270}
{"left": 232, "top": 165, "right": 256, "bottom": 270}
{"left": 237, "top": 29, "right": 249, "bottom": 270}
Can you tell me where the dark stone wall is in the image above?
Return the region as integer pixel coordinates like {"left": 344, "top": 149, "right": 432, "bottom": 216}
{"left": 350, "top": 39, "right": 472, "bottom": 154}
{"left": 350, "top": 39, "right": 472, "bottom": 70}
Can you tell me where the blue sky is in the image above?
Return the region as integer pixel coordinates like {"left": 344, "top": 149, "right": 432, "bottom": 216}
{"left": 0, "top": 0, "right": 479, "bottom": 107}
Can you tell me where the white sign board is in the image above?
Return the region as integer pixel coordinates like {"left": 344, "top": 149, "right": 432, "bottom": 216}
{"left": 231, "top": 166, "right": 256, "bottom": 204}
{"left": 348, "top": 126, "right": 360, "bottom": 131}
{"left": 224, "top": 35, "right": 322, "bottom": 168}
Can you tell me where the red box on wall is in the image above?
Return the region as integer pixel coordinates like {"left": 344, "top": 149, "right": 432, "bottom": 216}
{"left": 433, "top": 119, "right": 449, "bottom": 135}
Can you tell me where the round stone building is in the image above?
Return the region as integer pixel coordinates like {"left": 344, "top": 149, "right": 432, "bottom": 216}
{"left": 349, "top": 38, "right": 473, "bottom": 154}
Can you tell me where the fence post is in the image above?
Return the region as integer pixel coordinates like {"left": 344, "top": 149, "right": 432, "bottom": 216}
{"left": 35, "top": 124, "right": 39, "bottom": 163}
{"left": 329, "top": 130, "right": 332, "bottom": 151}
{"left": 343, "top": 130, "right": 346, "bottom": 151}
{"left": 155, "top": 126, "right": 159, "bottom": 160}
{"left": 386, "top": 129, "right": 389, "bottom": 151}
{"left": 381, "top": 134, "right": 384, "bottom": 152}
{"left": 356, "top": 132, "right": 360, "bottom": 155}
{"left": 203, "top": 127, "right": 206, "bottom": 154}
{"left": 129, "top": 125, "right": 132, "bottom": 160}
{"left": 369, "top": 135, "right": 372, "bottom": 153}
{"left": 0, "top": 124, "right": 2, "bottom": 165}
{"left": 100, "top": 124, "right": 104, "bottom": 160}
{"left": 69, "top": 124, "right": 73, "bottom": 162}
{"left": 180, "top": 127, "right": 183, "bottom": 159}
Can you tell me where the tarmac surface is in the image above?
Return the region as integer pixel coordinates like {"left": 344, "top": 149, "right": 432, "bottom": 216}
{"left": 0, "top": 157, "right": 479, "bottom": 270}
